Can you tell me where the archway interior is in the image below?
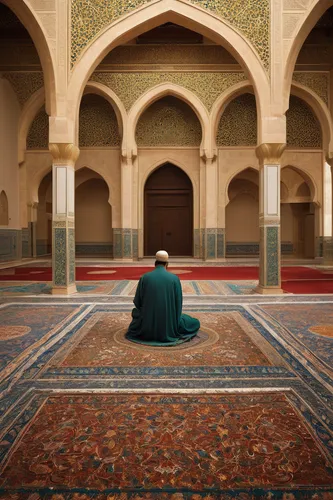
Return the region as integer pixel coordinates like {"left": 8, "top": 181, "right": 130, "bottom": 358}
{"left": 37, "top": 171, "right": 52, "bottom": 256}
{"left": 75, "top": 168, "right": 112, "bottom": 257}
{"left": 144, "top": 163, "right": 193, "bottom": 257}
{"left": 226, "top": 169, "right": 259, "bottom": 256}
{"left": 295, "top": 6, "right": 333, "bottom": 71}
{"left": 281, "top": 167, "right": 315, "bottom": 258}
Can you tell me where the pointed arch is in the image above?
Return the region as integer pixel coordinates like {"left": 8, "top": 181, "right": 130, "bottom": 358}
{"left": 76, "top": 165, "right": 113, "bottom": 206}
{"left": 67, "top": 0, "right": 270, "bottom": 143}
{"left": 281, "top": 164, "right": 318, "bottom": 204}
{"left": 283, "top": 0, "right": 333, "bottom": 113}
{"left": 18, "top": 87, "right": 45, "bottom": 163}
{"left": 127, "top": 83, "right": 209, "bottom": 156}
{"left": 225, "top": 166, "right": 259, "bottom": 205}
{"left": 83, "top": 82, "right": 127, "bottom": 150}
{"left": 0, "top": 0, "right": 57, "bottom": 115}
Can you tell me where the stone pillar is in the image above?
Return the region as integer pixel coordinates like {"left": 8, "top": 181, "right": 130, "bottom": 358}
{"left": 323, "top": 160, "right": 333, "bottom": 264}
{"left": 49, "top": 143, "right": 79, "bottom": 295}
{"left": 203, "top": 155, "right": 224, "bottom": 260}
{"left": 27, "top": 202, "right": 38, "bottom": 258}
{"left": 256, "top": 143, "right": 286, "bottom": 294}
{"left": 113, "top": 154, "right": 137, "bottom": 260}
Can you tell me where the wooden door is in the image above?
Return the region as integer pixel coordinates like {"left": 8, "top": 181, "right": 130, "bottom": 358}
{"left": 144, "top": 164, "right": 193, "bottom": 256}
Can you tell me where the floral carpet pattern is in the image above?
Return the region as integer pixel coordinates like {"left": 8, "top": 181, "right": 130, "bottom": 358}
{"left": 0, "top": 280, "right": 333, "bottom": 498}
{"left": 1, "top": 393, "right": 333, "bottom": 493}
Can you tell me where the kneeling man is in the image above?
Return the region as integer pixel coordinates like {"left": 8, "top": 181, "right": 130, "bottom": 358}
{"left": 126, "top": 250, "right": 200, "bottom": 346}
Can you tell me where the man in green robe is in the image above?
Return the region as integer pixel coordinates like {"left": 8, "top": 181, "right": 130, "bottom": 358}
{"left": 126, "top": 250, "right": 200, "bottom": 346}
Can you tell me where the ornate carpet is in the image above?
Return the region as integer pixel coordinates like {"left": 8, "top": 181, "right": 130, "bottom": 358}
{"left": 0, "top": 299, "right": 332, "bottom": 498}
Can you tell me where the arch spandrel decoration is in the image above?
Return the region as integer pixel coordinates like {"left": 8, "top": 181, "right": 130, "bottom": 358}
{"left": 216, "top": 93, "right": 257, "bottom": 146}
{"left": 287, "top": 95, "right": 322, "bottom": 149}
{"left": 27, "top": 106, "right": 49, "bottom": 150}
{"left": 2, "top": 72, "right": 44, "bottom": 108}
{"left": 71, "top": 0, "right": 270, "bottom": 70}
{"left": 292, "top": 72, "right": 329, "bottom": 106}
{"left": 79, "top": 94, "right": 121, "bottom": 147}
{"left": 91, "top": 72, "right": 247, "bottom": 112}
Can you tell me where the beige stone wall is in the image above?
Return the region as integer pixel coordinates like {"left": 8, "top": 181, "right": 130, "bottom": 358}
{"left": 0, "top": 78, "right": 21, "bottom": 228}
{"left": 75, "top": 178, "right": 112, "bottom": 243}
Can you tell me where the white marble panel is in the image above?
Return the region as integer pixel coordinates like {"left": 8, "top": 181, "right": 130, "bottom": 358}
{"left": 67, "top": 168, "right": 75, "bottom": 214}
{"left": 265, "top": 165, "right": 279, "bottom": 216}
{"left": 56, "top": 167, "right": 67, "bottom": 215}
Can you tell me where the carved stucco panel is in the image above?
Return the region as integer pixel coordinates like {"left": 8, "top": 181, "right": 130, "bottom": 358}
{"left": 91, "top": 71, "right": 247, "bottom": 111}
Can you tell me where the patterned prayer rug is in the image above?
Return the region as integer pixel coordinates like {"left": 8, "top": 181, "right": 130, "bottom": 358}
{"left": 0, "top": 393, "right": 332, "bottom": 498}
{"left": 49, "top": 312, "right": 282, "bottom": 368}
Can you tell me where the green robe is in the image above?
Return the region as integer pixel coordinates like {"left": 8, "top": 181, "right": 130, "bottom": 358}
{"left": 126, "top": 265, "right": 200, "bottom": 346}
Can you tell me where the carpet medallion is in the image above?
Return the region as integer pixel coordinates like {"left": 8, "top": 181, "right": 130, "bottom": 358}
{"left": 51, "top": 312, "right": 281, "bottom": 368}
{"left": 0, "top": 393, "right": 332, "bottom": 497}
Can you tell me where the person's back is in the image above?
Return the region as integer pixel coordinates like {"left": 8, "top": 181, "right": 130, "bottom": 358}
{"left": 126, "top": 250, "right": 200, "bottom": 346}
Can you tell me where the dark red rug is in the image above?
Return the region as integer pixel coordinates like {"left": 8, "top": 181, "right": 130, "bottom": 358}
{"left": 1, "top": 265, "right": 332, "bottom": 282}
{"left": 1, "top": 266, "right": 333, "bottom": 293}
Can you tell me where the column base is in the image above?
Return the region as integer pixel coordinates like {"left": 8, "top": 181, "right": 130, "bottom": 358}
{"left": 255, "top": 285, "right": 284, "bottom": 295}
{"left": 51, "top": 283, "right": 77, "bottom": 295}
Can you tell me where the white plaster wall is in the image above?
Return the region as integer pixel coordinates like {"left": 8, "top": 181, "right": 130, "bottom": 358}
{"left": 0, "top": 78, "right": 21, "bottom": 228}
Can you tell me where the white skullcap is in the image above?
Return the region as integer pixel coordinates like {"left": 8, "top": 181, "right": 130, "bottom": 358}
{"left": 155, "top": 250, "right": 169, "bottom": 262}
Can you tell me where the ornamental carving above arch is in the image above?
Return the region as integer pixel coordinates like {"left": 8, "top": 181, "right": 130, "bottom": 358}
{"left": 71, "top": 0, "right": 270, "bottom": 70}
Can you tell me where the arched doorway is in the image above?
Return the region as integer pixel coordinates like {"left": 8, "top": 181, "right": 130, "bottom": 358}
{"left": 144, "top": 164, "right": 193, "bottom": 256}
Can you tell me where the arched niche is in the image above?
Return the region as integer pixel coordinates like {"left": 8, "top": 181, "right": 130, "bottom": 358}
{"left": 226, "top": 168, "right": 259, "bottom": 256}
{"left": 281, "top": 166, "right": 316, "bottom": 258}
{"left": 36, "top": 171, "right": 52, "bottom": 255}
{"left": 136, "top": 96, "right": 202, "bottom": 147}
{"left": 144, "top": 163, "right": 193, "bottom": 256}
{"left": 0, "top": 191, "right": 9, "bottom": 226}
{"left": 75, "top": 168, "right": 112, "bottom": 257}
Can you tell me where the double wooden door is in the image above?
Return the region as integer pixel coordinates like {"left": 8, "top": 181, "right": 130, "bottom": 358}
{"left": 144, "top": 164, "right": 193, "bottom": 256}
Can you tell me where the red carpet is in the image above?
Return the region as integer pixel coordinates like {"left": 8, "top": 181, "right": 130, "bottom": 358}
{"left": 1, "top": 265, "right": 333, "bottom": 281}
{"left": 1, "top": 265, "right": 333, "bottom": 293}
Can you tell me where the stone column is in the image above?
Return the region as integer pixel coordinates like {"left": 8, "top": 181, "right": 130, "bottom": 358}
{"left": 256, "top": 143, "right": 286, "bottom": 294}
{"left": 27, "top": 202, "right": 38, "bottom": 258}
{"left": 49, "top": 143, "right": 79, "bottom": 295}
{"left": 113, "top": 154, "right": 137, "bottom": 260}
{"left": 323, "top": 160, "right": 333, "bottom": 264}
{"left": 203, "top": 155, "right": 224, "bottom": 260}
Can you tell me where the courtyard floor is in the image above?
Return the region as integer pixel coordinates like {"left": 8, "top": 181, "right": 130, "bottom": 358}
{"left": 0, "top": 260, "right": 332, "bottom": 498}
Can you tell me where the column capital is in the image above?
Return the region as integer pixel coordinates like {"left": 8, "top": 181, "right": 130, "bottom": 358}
{"left": 326, "top": 155, "right": 333, "bottom": 169}
{"left": 49, "top": 143, "right": 80, "bottom": 166}
{"left": 201, "top": 149, "right": 217, "bottom": 163}
{"left": 256, "top": 143, "right": 286, "bottom": 164}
